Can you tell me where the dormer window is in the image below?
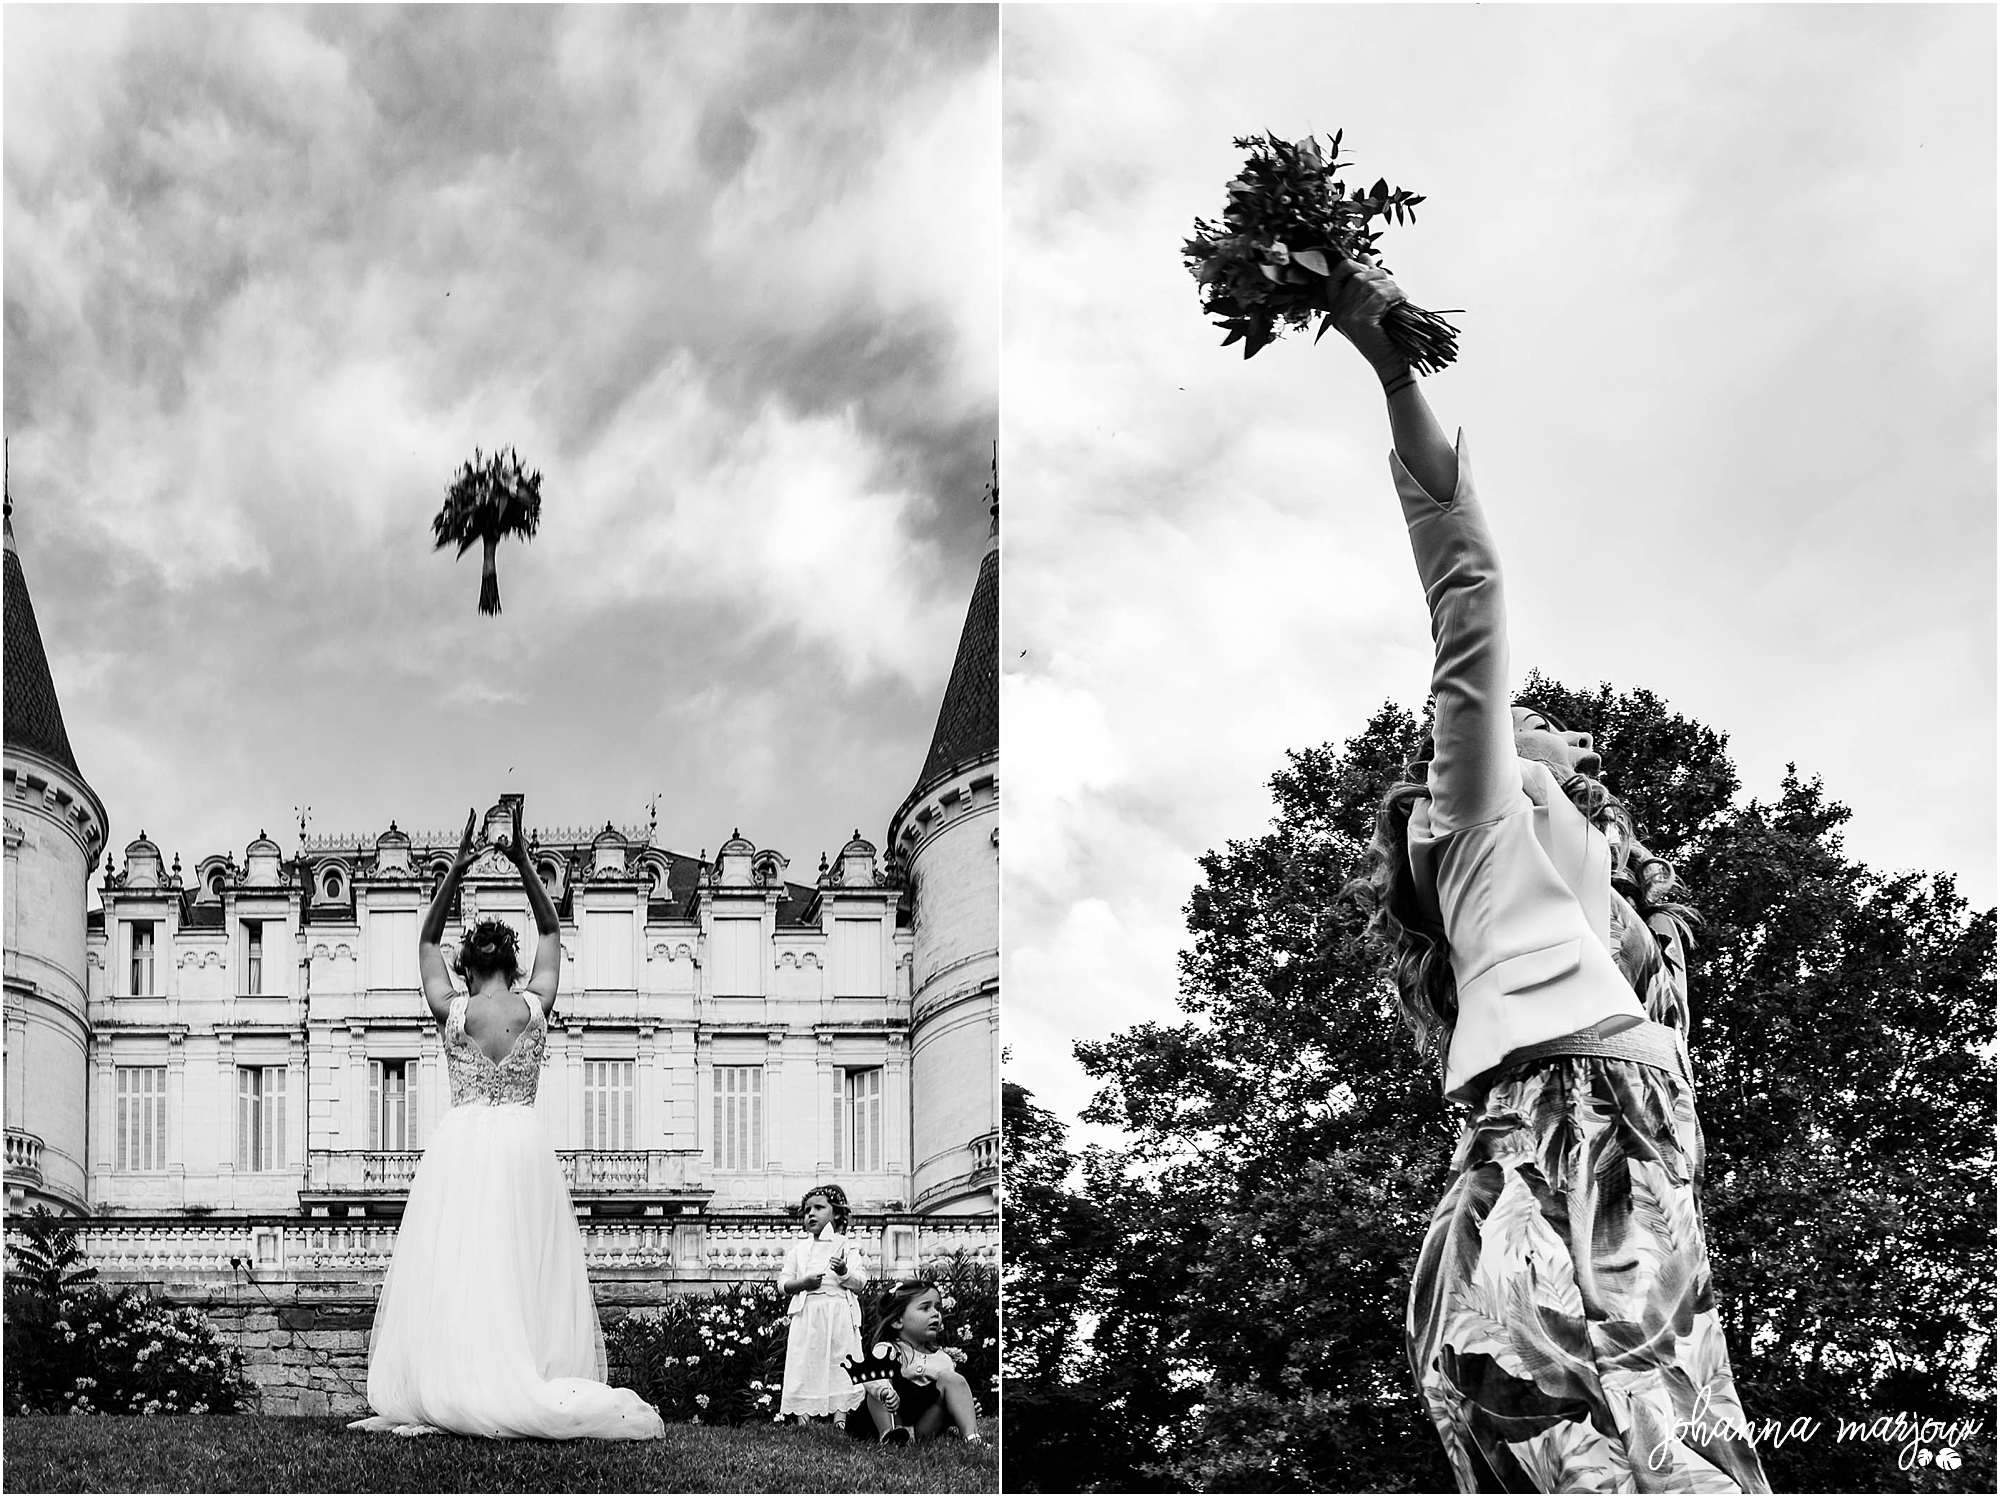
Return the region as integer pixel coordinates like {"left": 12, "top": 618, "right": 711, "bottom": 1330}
{"left": 324, "top": 869, "right": 344, "bottom": 902}
{"left": 207, "top": 871, "right": 225, "bottom": 900}
{"left": 128, "top": 921, "right": 157, "bottom": 996}
{"left": 538, "top": 860, "right": 559, "bottom": 892}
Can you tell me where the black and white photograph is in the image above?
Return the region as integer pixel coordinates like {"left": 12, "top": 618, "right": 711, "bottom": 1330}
{"left": 1000, "top": 4, "right": 1994, "bottom": 1493}
{"left": 3, "top": 4, "right": 996, "bottom": 1491}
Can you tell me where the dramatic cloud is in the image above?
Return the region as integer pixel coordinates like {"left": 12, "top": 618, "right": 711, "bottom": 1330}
{"left": 1001, "top": 4, "right": 1996, "bottom": 1128}
{"left": 5, "top": 6, "right": 997, "bottom": 877}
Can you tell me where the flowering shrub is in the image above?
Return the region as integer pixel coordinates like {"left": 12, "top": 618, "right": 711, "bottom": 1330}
{"left": 604, "top": 1249, "right": 999, "bottom": 1425}
{"left": 4, "top": 1286, "right": 248, "bottom": 1417}
{"left": 6, "top": 1209, "right": 247, "bottom": 1417}
{"left": 605, "top": 1283, "right": 790, "bottom": 1425}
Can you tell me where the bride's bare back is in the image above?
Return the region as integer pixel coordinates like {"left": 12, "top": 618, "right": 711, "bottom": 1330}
{"left": 461, "top": 978, "right": 533, "bottom": 1065}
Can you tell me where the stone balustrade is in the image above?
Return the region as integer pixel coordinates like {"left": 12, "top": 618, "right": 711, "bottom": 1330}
{"left": 12, "top": 1212, "right": 997, "bottom": 1288}
{"left": 305, "top": 1148, "right": 708, "bottom": 1200}
{"left": 969, "top": 1127, "right": 999, "bottom": 1178}
{"left": 5, "top": 1127, "right": 45, "bottom": 1185}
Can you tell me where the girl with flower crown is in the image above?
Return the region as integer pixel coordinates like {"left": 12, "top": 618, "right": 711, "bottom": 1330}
{"left": 845, "top": 1279, "right": 981, "bottom": 1446}
{"left": 350, "top": 803, "right": 663, "bottom": 1441}
{"left": 777, "top": 1183, "right": 868, "bottom": 1420}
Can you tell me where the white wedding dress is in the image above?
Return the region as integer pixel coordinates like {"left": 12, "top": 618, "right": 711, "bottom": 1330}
{"left": 348, "top": 989, "right": 664, "bottom": 1440}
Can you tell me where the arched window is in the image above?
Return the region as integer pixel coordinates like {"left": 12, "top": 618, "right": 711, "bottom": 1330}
{"left": 324, "top": 869, "right": 344, "bottom": 902}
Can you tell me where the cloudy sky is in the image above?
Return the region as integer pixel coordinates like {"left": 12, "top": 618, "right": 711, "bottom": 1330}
{"left": 5, "top": 5, "right": 997, "bottom": 891}
{"left": 1002, "top": 4, "right": 1996, "bottom": 1129}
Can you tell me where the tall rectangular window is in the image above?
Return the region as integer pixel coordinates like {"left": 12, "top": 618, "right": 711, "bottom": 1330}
{"left": 366, "top": 910, "right": 419, "bottom": 989}
{"left": 128, "top": 921, "right": 156, "bottom": 996}
{"left": 843, "top": 1066, "right": 883, "bottom": 1173}
{"left": 114, "top": 1066, "right": 167, "bottom": 1172}
{"left": 582, "top": 911, "right": 635, "bottom": 989}
{"left": 832, "top": 918, "right": 883, "bottom": 997}
{"left": 237, "top": 1066, "right": 287, "bottom": 1171}
{"left": 370, "top": 1060, "right": 417, "bottom": 1151}
{"left": 243, "top": 920, "right": 264, "bottom": 994}
{"left": 710, "top": 917, "right": 764, "bottom": 996}
{"left": 583, "top": 1060, "right": 636, "bottom": 1150}
{"left": 712, "top": 1065, "right": 763, "bottom": 1173}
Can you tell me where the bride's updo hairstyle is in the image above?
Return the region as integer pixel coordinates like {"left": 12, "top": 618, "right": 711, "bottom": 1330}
{"left": 1346, "top": 706, "right": 1696, "bottom": 1060}
{"left": 455, "top": 918, "right": 522, "bottom": 987}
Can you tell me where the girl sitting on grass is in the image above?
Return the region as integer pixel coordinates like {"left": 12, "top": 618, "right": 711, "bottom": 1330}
{"left": 845, "top": 1279, "right": 982, "bottom": 1446}
{"left": 777, "top": 1184, "right": 867, "bottom": 1422}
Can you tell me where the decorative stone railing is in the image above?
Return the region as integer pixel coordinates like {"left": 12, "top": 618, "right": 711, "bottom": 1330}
{"left": 306, "top": 1149, "right": 706, "bottom": 1197}
{"left": 563, "top": 1149, "right": 706, "bottom": 1193}
{"left": 5, "top": 1128, "right": 45, "bottom": 1185}
{"left": 363, "top": 1152, "right": 418, "bottom": 1189}
{"left": 304, "top": 824, "right": 650, "bottom": 854}
{"left": 9, "top": 1212, "right": 998, "bottom": 1286}
{"left": 969, "top": 1128, "right": 999, "bottom": 1180}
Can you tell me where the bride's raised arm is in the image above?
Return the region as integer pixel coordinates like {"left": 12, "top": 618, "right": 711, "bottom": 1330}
{"left": 503, "top": 802, "right": 563, "bottom": 1015}
{"left": 1324, "top": 256, "right": 1515, "bottom": 835}
{"left": 419, "top": 809, "right": 480, "bottom": 1021}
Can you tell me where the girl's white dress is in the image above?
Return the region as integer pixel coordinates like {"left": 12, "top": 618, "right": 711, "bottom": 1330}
{"left": 778, "top": 1228, "right": 867, "bottom": 1416}
{"left": 348, "top": 989, "right": 664, "bottom": 1440}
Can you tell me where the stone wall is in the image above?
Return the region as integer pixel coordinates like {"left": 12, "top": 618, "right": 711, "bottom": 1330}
{"left": 199, "top": 1294, "right": 376, "bottom": 1417}
{"left": 183, "top": 1282, "right": 693, "bottom": 1418}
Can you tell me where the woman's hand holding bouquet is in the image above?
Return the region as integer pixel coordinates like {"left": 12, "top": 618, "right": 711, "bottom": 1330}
{"left": 1184, "top": 131, "right": 1459, "bottom": 370}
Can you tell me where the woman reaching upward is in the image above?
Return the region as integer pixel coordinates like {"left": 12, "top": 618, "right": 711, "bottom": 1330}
{"left": 1331, "top": 257, "right": 1769, "bottom": 1493}
{"left": 350, "top": 802, "right": 663, "bottom": 1441}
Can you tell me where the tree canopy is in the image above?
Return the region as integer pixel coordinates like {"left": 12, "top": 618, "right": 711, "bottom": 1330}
{"left": 1002, "top": 679, "right": 1995, "bottom": 1493}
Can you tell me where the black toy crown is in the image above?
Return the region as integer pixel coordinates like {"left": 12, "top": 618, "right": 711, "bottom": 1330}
{"left": 841, "top": 1341, "right": 904, "bottom": 1385}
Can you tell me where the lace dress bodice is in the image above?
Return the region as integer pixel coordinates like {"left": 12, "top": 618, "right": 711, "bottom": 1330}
{"left": 443, "top": 990, "right": 547, "bottom": 1107}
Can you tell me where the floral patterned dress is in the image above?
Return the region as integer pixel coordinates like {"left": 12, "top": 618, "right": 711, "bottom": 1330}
{"left": 1406, "top": 907, "right": 1771, "bottom": 1492}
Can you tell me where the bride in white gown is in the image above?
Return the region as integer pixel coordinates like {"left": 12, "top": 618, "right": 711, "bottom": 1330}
{"left": 349, "top": 804, "right": 665, "bottom": 1440}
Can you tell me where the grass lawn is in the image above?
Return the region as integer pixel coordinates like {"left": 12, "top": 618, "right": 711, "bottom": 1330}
{"left": 0, "top": 1413, "right": 998, "bottom": 1493}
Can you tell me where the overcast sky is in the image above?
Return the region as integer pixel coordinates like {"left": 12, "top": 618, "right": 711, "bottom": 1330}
{"left": 4, "top": 5, "right": 997, "bottom": 894}
{"left": 1002, "top": 3, "right": 1997, "bottom": 1130}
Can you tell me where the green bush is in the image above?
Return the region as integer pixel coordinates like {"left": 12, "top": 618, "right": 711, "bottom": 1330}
{"left": 5, "top": 1208, "right": 248, "bottom": 1418}
{"left": 606, "top": 1283, "right": 791, "bottom": 1425}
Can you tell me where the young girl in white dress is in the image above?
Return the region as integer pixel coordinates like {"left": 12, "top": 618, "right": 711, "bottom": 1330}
{"left": 777, "top": 1183, "right": 867, "bottom": 1420}
{"left": 349, "top": 804, "right": 664, "bottom": 1440}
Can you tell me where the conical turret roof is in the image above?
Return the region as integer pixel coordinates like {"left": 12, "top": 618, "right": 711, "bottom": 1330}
{"left": 907, "top": 511, "right": 998, "bottom": 804}
{"left": 4, "top": 500, "right": 84, "bottom": 779}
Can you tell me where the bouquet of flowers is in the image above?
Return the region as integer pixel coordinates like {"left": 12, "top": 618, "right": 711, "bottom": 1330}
{"left": 1184, "top": 131, "right": 1460, "bottom": 369}
{"left": 430, "top": 446, "right": 544, "bottom": 616}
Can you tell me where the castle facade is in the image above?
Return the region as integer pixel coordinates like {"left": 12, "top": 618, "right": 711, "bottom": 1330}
{"left": 4, "top": 497, "right": 998, "bottom": 1288}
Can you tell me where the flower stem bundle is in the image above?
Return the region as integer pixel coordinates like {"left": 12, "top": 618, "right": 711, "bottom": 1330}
{"left": 1184, "top": 132, "right": 1460, "bottom": 370}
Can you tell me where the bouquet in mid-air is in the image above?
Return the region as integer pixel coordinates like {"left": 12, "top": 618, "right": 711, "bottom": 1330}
{"left": 1184, "top": 131, "right": 1460, "bottom": 370}
{"left": 431, "top": 447, "right": 544, "bottom": 617}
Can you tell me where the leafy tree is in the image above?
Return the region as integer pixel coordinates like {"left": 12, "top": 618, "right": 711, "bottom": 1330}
{"left": 1002, "top": 1079, "right": 1108, "bottom": 1388}
{"left": 1007, "top": 681, "right": 1995, "bottom": 1493}
{"left": 430, "top": 446, "right": 543, "bottom": 616}
{"left": 4, "top": 1205, "right": 98, "bottom": 1307}
{"left": 1001, "top": 1078, "right": 1203, "bottom": 1492}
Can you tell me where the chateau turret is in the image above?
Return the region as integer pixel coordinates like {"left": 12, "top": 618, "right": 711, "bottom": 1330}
{"left": 4, "top": 496, "right": 111, "bottom": 1213}
{"left": 888, "top": 496, "right": 998, "bottom": 1212}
